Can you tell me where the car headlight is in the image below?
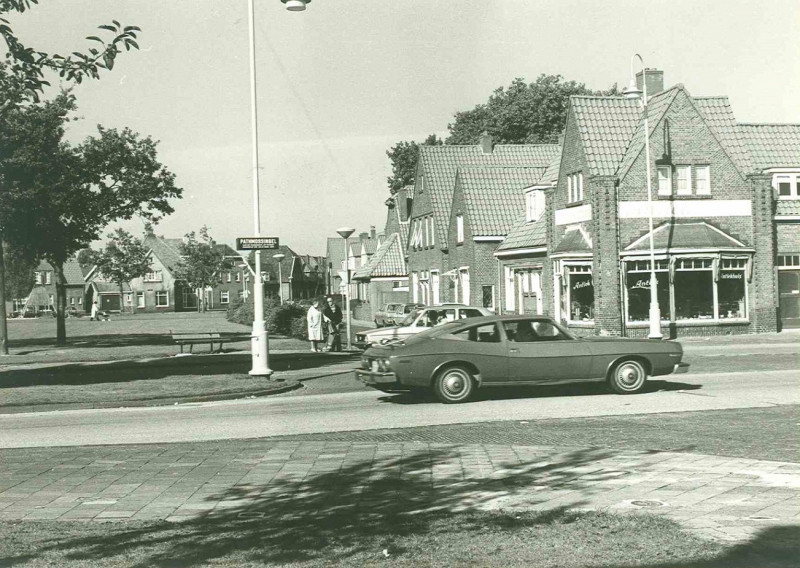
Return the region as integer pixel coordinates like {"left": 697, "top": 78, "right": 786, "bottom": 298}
{"left": 361, "top": 355, "right": 369, "bottom": 369}
{"left": 378, "top": 358, "right": 391, "bottom": 372}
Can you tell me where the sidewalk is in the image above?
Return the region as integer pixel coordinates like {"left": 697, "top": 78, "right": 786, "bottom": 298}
{"left": 1, "top": 438, "right": 797, "bottom": 544}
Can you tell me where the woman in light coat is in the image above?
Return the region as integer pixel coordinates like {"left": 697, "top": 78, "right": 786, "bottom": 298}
{"left": 307, "top": 299, "right": 323, "bottom": 352}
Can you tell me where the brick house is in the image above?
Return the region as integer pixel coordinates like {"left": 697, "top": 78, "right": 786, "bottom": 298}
{"left": 18, "top": 259, "right": 87, "bottom": 315}
{"left": 325, "top": 228, "right": 380, "bottom": 317}
{"left": 447, "top": 166, "right": 547, "bottom": 311}
{"left": 506, "top": 70, "right": 788, "bottom": 337}
{"left": 407, "top": 135, "right": 560, "bottom": 306}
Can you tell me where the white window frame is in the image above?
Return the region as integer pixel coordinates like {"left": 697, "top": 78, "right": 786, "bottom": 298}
{"left": 578, "top": 173, "right": 584, "bottom": 202}
{"left": 657, "top": 165, "right": 672, "bottom": 196}
{"left": 774, "top": 173, "right": 800, "bottom": 200}
{"left": 695, "top": 165, "right": 711, "bottom": 195}
{"left": 136, "top": 292, "right": 145, "bottom": 308}
{"left": 456, "top": 215, "right": 464, "bottom": 244}
{"left": 45, "top": 272, "right": 52, "bottom": 285}
{"left": 144, "top": 270, "right": 163, "bottom": 282}
{"left": 429, "top": 216, "right": 435, "bottom": 247}
{"left": 563, "top": 263, "right": 594, "bottom": 324}
{"left": 155, "top": 290, "right": 169, "bottom": 308}
{"left": 504, "top": 266, "right": 516, "bottom": 312}
{"left": 220, "top": 290, "right": 230, "bottom": 304}
{"left": 431, "top": 270, "right": 440, "bottom": 305}
{"left": 411, "top": 272, "right": 419, "bottom": 303}
{"left": 459, "top": 267, "right": 470, "bottom": 305}
{"left": 235, "top": 272, "right": 241, "bottom": 282}
{"left": 676, "top": 165, "right": 692, "bottom": 196}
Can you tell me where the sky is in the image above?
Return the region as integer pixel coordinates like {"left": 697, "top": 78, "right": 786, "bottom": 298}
{"left": 9, "top": 0, "right": 800, "bottom": 256}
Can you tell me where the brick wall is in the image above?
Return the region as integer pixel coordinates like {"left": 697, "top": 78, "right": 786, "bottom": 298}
{"left": 591, "top": 175, "right": 623, "bottom": 336}
{"left": 777, "top": 223, "right": 800, "bottom": 253}
{"left": 750, "top": 174, "right": 779, "bottom": 332}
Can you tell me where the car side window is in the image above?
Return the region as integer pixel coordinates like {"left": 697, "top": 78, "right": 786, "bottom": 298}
{"left": 452, "top": 323, "right": 500, "bottom": 343}
{"left": 503, "top": 321, "right": 570, "bottom": 342}
{"left": 459, "top": 309, "right": 483, "bottom": 319}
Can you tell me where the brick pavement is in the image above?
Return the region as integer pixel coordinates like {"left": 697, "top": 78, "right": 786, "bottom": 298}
{"left": 1, "top": 440, "right": 797, "bottom": 544}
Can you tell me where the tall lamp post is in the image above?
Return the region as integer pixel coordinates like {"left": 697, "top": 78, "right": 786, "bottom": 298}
{"left": 246, "top": 0, "right": 310, "bottom": 376}
{"left": 273, "top": 252, "right": 285, "bottom": 304}
{"left": 336, "top": 227, "right": 354, "bottom": 350}
{"left": 624, "top": 54, "right": 662, "bottom": 339}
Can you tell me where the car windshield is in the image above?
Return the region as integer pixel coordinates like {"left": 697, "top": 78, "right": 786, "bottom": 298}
{"left": 400, "top": 308, "right": 423, "bottom": 325}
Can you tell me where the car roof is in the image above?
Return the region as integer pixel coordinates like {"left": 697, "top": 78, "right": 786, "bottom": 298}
{"left": 422, "top": 313, "right": 557, "bottom": 335}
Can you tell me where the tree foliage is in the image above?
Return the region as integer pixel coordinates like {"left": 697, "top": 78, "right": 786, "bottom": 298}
{"left": 1, "top": 241, "right": 35, "bottom": 300}
{"left": 174, "top": 227, "right": 226, "bottom": 312}
{"left": 93, "top": 229, "right": 151, "bottom": 314}
{"left": 446, "top": 75, "right": 619, "bottom": 145}
{"left": 386, "top": 133, "right": 442, "bottom": 194}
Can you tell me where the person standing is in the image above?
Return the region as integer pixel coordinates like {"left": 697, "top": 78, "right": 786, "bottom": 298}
{"left": 322, "top": 296, "right": 343, "bottom": 352}
{"left": 306, "top": 299, "right": 323, "bottom": 352}
{"left": 90, "top": 300, "right": 100, "bottom": 322}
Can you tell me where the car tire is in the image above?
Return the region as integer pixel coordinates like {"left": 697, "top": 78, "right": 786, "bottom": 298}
{"left": 608, "top": 359, "right": 648, "bottom": 394}
{"left": 433, "top": 365, "right": 475, "bottom": 404}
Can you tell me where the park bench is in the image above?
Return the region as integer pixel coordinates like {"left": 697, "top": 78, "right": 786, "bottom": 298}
{"left": 171, "top": 332, "right": 233, "bottom": 354}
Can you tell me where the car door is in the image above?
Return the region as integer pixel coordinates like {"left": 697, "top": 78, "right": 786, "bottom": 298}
{"left": 502, "top": 319, "right": 592, "bottom": 382}
{"left": 441, "top": 322, "right": 508, "bottom": 384}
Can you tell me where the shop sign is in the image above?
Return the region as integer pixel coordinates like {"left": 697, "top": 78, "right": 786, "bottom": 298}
{"left": 630, "top": 279, "right": 651, "bottom": 290}
{"left": 573, "top": 279, "right": 593, "bottom": 291}
{"left": 720, "top": 272, "right": 742, "bottom": 280}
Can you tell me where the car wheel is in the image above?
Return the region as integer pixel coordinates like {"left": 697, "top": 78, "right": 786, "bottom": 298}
{"left": 433, "top": 365, "right": 475, "bottom": 404}
{"left": 608, "top": 359, "right": 648, "bottom": 394}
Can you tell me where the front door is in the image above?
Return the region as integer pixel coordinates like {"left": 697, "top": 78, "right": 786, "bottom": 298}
{"left": 502, "top": 320, "right": 592, "bottom": 382}
{"left": 779, "top": 270, "right": 800, "bottom": 328}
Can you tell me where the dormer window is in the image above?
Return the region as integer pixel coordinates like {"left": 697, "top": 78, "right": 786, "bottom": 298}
{"left": 567, "top": 172, "right": 584, "bottom": 203}
{"left": 525, "top": 189, "right": 545, "bottom": 222}
{"left": 775, "top": 173, "right": 800, "bottom": 199}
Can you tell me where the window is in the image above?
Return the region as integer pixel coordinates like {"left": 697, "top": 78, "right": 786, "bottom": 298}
{"left": 44, "top": 272, "right": 51, "bottom": 285}
{"left": 778, "top": 254, "right": 800, "bottom": 267}
{"left": 695, "top": 165, "right": 710, "bottom": 195}
{"left": 567, "top": 173, "right": 584, "bottom": 203}
{"left": 674, "top": 258, "right": 713, "bottom": 320}
{"left": 429, "top": 217, "right": 435, "bottom": 247}
{"left": 220, "top": 291, "right": 230, "bottom": 304}
{"left": 526, "top": 189, "right": 545, "bottom": 222}
{"left": 70, "top": 297, "right": 76, "bottom": 305}
{"left": 238, "top": 290, "right": 244, "bottom": 299}
{"left": 503, "top": 320, "right": 570, "bottom": 342}
{"left": 423, "top": 216, "right": 429, "bottom": 247}
{"left": 136, "top": 292, "right": 145, "bottom": 308}
{"left": 459, "top": 268, "right": 470, "bottom": 305}
{"left": 718, "top": 258, "right": 747, "bottom": 319}
{"left": 124, "top": 293, "right": 132, "bottom": 305}
{"left": 35, "top": 272, "right": 43, "bottom": 284}
{"left": 657, "top": 166, "right": 672, "bottom": 196}
{"left": 452, "top": 323, "right": 500, "bottom": 343}
{"left": 411, "top": 272, "right": 419, "bottom": 303}
{"left": 459, "top": 308, "right": 483, "bottom": 319}
{"left": 504, "top": 267, "right": 515, "bottom": 312}
{"left": 482, "top": 285, "right": 495, "bottom": 311}
{"left": 564, "top": 264, "right": 594, "bottom": 322}
{"left": 456, "top": 215, "right": 464, "bottom": 244}
{"left": 145, "top": 270, "right": 163, "bottom": 282}
{"left": 235, "top": 272, "right": 241, "bottom": 282}
{"left": 676, "top": 165, "right": 692, "bottom": 195}
{"left": 417, "top": 308, "right": 455, "bottom": 327}
{"left": 625, "top": 260, "right": 671, "bottom": 322}
{"left": 775, "top": 174, "right": 800, "bottom": 199}
{"left": 227, "top": 272, "right": 232, "bottom": 283}
{"left": 430, "top": 270, "right": 440, "bottom": 304}
{"left": 155, "top": 291, "right": 169, "bottom": 307}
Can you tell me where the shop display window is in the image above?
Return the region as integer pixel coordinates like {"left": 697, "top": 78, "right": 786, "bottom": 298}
{"left": 625, "top": 260, "right": 670, "bottom": 322}
{"left": 674, "top": 259, "right": 714, "bottom": 320}
{"left": 565, "top": 265, "right": 594, "bottom": 322}
{"left": 718, "top": 259, "right": 747, "bottom": 319}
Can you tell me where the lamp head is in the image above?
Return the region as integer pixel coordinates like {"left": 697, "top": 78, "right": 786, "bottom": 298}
{"left": 622, "top": 77, "right": 643, "bottom": 100}
{"left": 272, "top": 253, "right": 285, "bottom": 262}
{"left": 281, "top": 0, "right": 309, "bottom": 11}
{"left": 336, "top": 227, "right": 355, "bottom": 239}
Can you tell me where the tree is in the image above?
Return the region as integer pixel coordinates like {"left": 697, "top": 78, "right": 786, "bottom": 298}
{"left": 386, "top": 133, "right": 442, "bottom": 194}
{"left": 93, "top": 229, "right": 151, "bottom": 314}
{"left": 446, "top": 74, "right": 619, "bottom": 145}
{"left": 0, "top": 0, "right": 141, "bottom": 354}
{"left": 0, "top": 95, "right": 181, "bottom": 344}
{"left": 1, "top": 242, "right": 35, "bottom": 307}
{"left": 173, "top": 227, "right": 226, "bottom": 313}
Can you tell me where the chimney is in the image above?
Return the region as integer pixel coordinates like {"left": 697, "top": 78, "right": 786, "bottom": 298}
{"left": 479, "top": 131, "right": 494, "bottom": 154}
{"left": 359, "top": 231, "right": 368, "bottom": 241}
{"left": 636, "top": 68, "right": 664, "bottom": 97}
{"left": 370, "top": 225, "right": 376, "bottom": 239}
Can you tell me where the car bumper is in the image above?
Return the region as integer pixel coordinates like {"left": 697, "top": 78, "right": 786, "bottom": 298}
{"left": 673, "top": 362, "right": 690, "bottom": 374}
{"left": 353, "top": 341, "right": 372, "bottom": 350}
{"left": 355, "top": 369, "right": 402, "bottom": 389}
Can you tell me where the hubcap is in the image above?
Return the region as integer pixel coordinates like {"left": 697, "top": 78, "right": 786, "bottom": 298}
{"left": 618, "top": 364, "right": 642, "bottom": 388}
{"left": 443, "top": 373, "right": 466, "bottom": 396}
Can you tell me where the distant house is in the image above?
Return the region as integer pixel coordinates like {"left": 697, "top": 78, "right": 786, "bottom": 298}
{"left": 17, "top": 259, "right": 87, "bottom": 315}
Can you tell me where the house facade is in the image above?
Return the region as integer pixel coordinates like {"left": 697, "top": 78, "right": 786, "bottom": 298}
{"left": 18, "top": 259, "right": 87, "bottom": 315}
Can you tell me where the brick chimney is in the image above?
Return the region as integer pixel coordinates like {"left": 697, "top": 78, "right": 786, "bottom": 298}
{"left": 479, "top": 131, "right": 494, "bottom": 154}
{"left": 369, "top": 225, "right": 376, "bottom": 239}
{"left": 636, "top": 69, "right": 664, "bottom": 97}
{"left": 359, "top": 231, "right": 368, "bottom": 241}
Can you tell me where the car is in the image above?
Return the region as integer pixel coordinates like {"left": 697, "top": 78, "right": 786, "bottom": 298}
{"left": 354, "top": 304, "right": 493, "bottom": 349}
{"left": 355, "top": 314, "right": 689, "bottom": 403}
{"left": 374, "top": 302, "right": 424, "bottom": 327}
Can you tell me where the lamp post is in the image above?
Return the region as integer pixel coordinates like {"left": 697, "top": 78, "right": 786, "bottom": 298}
{"left": 246, "top": 0, "right": 310, "bottom": 377}
{"left": 273, "top": 252, "right": 285, "bottom": 304}
{"left": 336, "top": 227, "right": 355, "bottom": 350}
{"left": 624, "top": 54, "right": 662, "bottom": 339}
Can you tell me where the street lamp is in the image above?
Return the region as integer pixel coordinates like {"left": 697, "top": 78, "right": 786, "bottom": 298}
{"left": 273, "top": 252, "right": 285, "bottom": 304}
{"left": 624, "top": 55, "right": 663, "bottom": 339}
{"left": 336, "top": 227, "right": 355, "bottom": 350}
{"left": 246, "top": 0, "right": 310, "bottom": 376}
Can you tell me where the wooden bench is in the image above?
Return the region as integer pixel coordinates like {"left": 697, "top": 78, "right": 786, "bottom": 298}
{"left": 171, "top": 333, "right": 234, "bottom": 354}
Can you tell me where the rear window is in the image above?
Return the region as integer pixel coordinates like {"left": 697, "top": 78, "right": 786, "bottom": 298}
{"left": 459, "top": 308, "right": 484, "bottom": 319}
{"left": 451, "top": 323, "right": 500, "bottom": 343}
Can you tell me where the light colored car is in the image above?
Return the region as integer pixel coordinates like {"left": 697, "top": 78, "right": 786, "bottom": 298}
{"left": 354, "top": 304, "right": 492, "bottom": 349}
{"left": 374, "top": 302, "right": 424, "bottom": 327}
{"left": 356, "top": 315, "right": 689, "bottom": 403}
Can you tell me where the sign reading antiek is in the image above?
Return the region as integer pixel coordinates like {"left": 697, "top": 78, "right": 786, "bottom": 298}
{"left": 236, "top": 237, "right": 279, "bottom": 250}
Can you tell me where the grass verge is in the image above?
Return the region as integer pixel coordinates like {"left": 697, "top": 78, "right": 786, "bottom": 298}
{"left": 4, "top": 509, "right": 785, "bottom": 568}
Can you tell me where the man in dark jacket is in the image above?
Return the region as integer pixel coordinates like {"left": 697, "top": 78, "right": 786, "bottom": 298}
{"left": 322, "top": 296, "right": 343, "bottom": 351}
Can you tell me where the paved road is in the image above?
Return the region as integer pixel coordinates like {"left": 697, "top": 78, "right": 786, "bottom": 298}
{"left": 1, "top": 367, "right": 797, "bottom": 448}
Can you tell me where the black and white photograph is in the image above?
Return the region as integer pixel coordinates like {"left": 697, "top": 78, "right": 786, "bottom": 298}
{"left": 0, "top": 1, "right": 798, "bottom": 566}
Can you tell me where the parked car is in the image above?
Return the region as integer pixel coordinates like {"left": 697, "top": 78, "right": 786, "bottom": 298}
{"left": 356, "top": 314, "right": 689, "bottom": 403}
{"left": 374, "top": 302, "right": 424, "bottom": 327}
{"left": 354, "top": 304, "right": 492, "bottom": 349}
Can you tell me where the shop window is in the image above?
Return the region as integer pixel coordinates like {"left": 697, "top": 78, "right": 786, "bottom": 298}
{"left": 625, "top": 260, "right": 670, "bottom": 322}
{"left": 674, "top": 259, "right": 713, "bottom": 320}
{"left": 718, "top": 259, "right": 747, "bottom": 319}
{"left": 565, "top": 265, "right": 594, "bottom": 322}
{"left": 657, "top": 166, "right": 672, "bottom": 196}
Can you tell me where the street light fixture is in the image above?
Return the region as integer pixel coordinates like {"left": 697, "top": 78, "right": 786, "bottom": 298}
{"left": 272, "top": 252, "right": 285, "bottom": 304}
{"left": 336, "top": 227, "right": 355, "bottom": 350}
{"left": 624, "top": 55, "right": 663, "bottom": 339}
{"left": 246, "top": 0, "right": 310, "bottom": 377}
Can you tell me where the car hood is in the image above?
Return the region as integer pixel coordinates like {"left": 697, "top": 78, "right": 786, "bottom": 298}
{"left": 363, "top": 326, "right": 410, "bottom": 337}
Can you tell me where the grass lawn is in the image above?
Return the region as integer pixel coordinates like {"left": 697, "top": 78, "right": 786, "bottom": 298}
{"left": 6, "top": 509, "right": 787, "bottom": 568}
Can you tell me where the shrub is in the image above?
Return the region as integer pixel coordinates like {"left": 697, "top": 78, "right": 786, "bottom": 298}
{"left": 227, "top": 297, "right": 313, "bottom": 338}
{"left": 289, "top": 316, "right": 308, "bottom": 340}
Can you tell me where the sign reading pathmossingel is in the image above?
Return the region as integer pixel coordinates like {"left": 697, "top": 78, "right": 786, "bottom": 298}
{"left": 236, "top": 237, "right": 279, "bottom": 250}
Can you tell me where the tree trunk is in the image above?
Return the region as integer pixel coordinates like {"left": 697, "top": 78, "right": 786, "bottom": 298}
{"left": 0, "top": 241, "right": 9, "bottom": 355}
{"left": 118, "top": 282, "right": 126, "bottom": 315}
{"left": 196, "top": 287, "right": 201, "bottom": 313}
{"left": 52, "top": 261, "right": 68, "bottom": 345}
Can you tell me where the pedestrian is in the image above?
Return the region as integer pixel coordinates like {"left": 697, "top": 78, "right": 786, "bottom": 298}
{"left": 321, "top": 296, "right": 343, "bottom": 352}
{"left": 306, "top": 299, "right": 324, "bottom": 352}
{"left": 90, "top": 300, "right": 100, "bottom": 321}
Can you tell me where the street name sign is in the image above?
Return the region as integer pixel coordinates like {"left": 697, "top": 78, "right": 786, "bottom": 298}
{"left": 236, "top": 237, "right": 279, "bottom": 250}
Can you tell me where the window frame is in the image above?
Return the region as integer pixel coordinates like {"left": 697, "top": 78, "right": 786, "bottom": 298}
{"left": 220, "top": 290, "right": 230, "bottom": 304}
{"left": 563, "top": 263, "right": 594, "bottom": 324}
{"left": 774, "top": 173, "right": 800, "bottom": 200}
{"left": 676, "top": 165, "right": 692, "bottom": 195}
{"left": 136, "top": 292, "right": 145, "bottom": 308}
{"left": 155, "top": 290, "right": 169, "bottom": 308}
{"left": 657, "top": 165, "right": 672, "bottom": 196}
{"left": 695, "top": 165, "right": 711, "bottom": 195}
{"left": 456, "top": 214, "right": 464, "bottom": 244}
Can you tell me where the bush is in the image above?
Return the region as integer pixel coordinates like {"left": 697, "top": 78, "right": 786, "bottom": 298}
{"left": 289, "top": 316, "right": 308, "bottom": 340}
{"left": 227, "top": 297, "right": 314, "bottom": 338}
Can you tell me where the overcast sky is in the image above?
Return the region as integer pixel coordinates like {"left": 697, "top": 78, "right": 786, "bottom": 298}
{"left": 10, "top": 0, "right": 800, "bottom": 255}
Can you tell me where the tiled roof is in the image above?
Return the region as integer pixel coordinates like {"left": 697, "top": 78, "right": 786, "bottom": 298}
{"left": 776, "top": 201, "right": 800, "bottom": 216}
{"left": 325, "top": 236, "right": 360, "bottom": 273}
{"left": 553, "top": 228, "right": 592, "bottom": 254}
{"left": 624, "top": 222, "right": 750, "bottom": 252}
{"left": 457, "top": 166, "right": 545, "bottom": 237}
{"left": 399, "top": 222, "right": 409, "bottom": 251}
{"left": 570, "top": 95, "right": 641, "bottom": 177}
{"left": 496, "top": 214, "right": 547, "bottom": 252}
{"left": 92, "top": 281, "right": 131, "bottom": 293}
{"left": 353, "top": 233, "right": 406, "bottom": 280}
{"left": 35, "top": 258, "right": 85, "bottom": 286}
{"left": 362, "top": 238, "right": 379, "bottom": 256}
{"left": 694, "top": 96, "right": 754, "bottom": 174}
{"left": 419, "top": 143, "right": 560, "bottom": 248}
{"left": 739, "top": 124, "right": 800, "bottom": 170}
{"left": 540, "top": 152, "right": 561, "bottom": 186}
{"left": 144, "top": 234, "right": 183, "bottom": 273}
